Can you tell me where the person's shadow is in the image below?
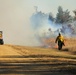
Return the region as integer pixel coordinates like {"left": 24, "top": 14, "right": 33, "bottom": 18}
{"left": 62, "top": 48, "right": 69, "bottom": 51}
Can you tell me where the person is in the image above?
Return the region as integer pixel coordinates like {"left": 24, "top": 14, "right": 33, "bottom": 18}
{"left": 0, "top": 31, "right": 4, "bottom": 45}
{"left": 55, "top": 33, "right": 65, "bottom": 50}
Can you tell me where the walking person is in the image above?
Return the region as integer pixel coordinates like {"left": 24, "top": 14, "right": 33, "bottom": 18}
{"left": 55, "top": 33, "right": 65, "bottom": 50}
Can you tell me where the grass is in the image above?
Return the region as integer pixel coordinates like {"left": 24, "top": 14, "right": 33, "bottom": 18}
{"left": 0, "top": 38, "right": 76, "bottom": 75}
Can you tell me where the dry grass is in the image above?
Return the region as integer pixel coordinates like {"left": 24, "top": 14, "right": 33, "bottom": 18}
{"left": 43, "top": 37, "right": 76, "bottom": 53}
{"left": 4, "top": 39, "right": 76, "bottom": 61}
{"left": 0, "top": 38, "right": 76, "bottom": 75}
{"left": 63, "top": 38, "right": 76, "bottom": 55}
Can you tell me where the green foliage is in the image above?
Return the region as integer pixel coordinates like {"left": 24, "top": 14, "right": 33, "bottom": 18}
{"left": 56, "top": 6, "right": 72, "bottom": 24}
{"left": 73, "top": 10, "right": 76, "bottom": 20}
{"left": 49, "top": 12, "right": 54, "bottom": 21}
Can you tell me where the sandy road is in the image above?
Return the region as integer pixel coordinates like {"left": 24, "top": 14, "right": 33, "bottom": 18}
{"left": 0, "top": 45, "right": 76, "bottom": 75}
{"left": 0, "top": 45, "right": 21, "bottom": 56}
{"left": 0, "top": 45, "right": 22, "bottom": 62}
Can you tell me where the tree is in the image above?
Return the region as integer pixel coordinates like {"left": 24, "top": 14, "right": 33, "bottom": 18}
{"left": 62, "top": 9, "right": 71, "bottom": 22}
{"left": 56, "top": 6, "right": 64, "bottom": 23}
{"left": 73, "top": 10, "right": 76, "bottom": 20}
{"left": 48, "top": 12, "right": 54, "bottom": 21}
{"left": 56, "top": 6, "right": 72, "bottom": 24}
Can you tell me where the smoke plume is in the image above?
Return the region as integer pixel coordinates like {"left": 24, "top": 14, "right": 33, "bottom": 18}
{"left": 30, "top": 10, "right": 76, "bottom": 47}
{"left": 0, "top": 0, "right": 76, "bottom": 46}
{"left": 0, "top": 0, "right": 42, "bottom": 46}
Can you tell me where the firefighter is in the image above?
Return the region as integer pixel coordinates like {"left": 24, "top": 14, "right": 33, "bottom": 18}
{"left": 55, "top": 33, "right": 65, "bottom": 50}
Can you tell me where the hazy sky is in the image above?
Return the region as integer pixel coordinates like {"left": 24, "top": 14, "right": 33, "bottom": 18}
{"left": 0, "top": 0, "right": 76, "bottom": 46}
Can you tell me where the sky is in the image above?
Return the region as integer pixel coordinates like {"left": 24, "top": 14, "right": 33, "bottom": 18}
{"left": 0, "top": 0, "right": 76, "bottom": 46}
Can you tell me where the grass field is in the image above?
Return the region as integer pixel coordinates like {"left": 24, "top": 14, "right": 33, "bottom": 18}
{"left": 0, "top": 38, "right": 76, "bottom": 75}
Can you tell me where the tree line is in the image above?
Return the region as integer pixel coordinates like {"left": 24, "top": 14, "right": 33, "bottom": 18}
{"left": 49, "top": 6, "right": 76, "bottom": 24}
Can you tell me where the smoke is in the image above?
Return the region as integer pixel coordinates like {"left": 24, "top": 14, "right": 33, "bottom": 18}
{"left": 30, "top": 11, "right": 59, "bottom": 47}
{"left": 30, "top": 10, "right": 76, "bottom": 47}
{"left": 0, "top": 0, "right": 42, "bottom": 46}
{"left": 0, "top": 0, "right": 76, "bottom": 47}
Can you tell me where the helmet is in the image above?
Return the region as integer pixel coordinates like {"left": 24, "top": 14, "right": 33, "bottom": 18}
{"left": 59, "top": 33, "right": 61, "bottom": 36}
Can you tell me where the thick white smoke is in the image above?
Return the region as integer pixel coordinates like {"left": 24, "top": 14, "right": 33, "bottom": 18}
{"left": 30, "top": 11, "right": 61, "bottom": 47}
{"left": 0, "top": 0, "right": 76, "bottom": 46}
{"left": 0, "top": 0, "right": 42, "bottom": 46}
{"left": 30, "top": 10, "right": 76, "bottom": 47}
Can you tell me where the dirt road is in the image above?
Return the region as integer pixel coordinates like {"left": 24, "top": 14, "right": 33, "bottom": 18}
{"left": 0, "top": 45, "right": 76, "bottom": 75}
